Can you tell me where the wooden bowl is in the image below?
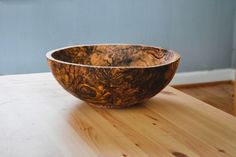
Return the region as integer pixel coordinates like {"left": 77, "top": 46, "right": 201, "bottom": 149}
{"left": 46, "top": 44, "right": 180, "bottom": 108}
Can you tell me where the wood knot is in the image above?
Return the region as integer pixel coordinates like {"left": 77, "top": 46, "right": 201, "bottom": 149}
{"left": 217, "top": 148, "right": 226, "bottom": 153}
{"left": 172, "top": 152, "right": 188, "bottom": 157}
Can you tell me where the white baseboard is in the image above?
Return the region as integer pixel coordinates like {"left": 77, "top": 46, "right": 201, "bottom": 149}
{"left": 170, "top": 68, "right": 235, "bottom": 85}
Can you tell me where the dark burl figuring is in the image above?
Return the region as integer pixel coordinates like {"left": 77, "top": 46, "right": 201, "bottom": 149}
{"left": 47, "top": 45, "right": 180, "bottom": 108}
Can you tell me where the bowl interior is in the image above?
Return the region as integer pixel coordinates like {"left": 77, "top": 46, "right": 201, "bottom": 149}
{"left": 50, "top": 45, "right": 179, "bottom": 67}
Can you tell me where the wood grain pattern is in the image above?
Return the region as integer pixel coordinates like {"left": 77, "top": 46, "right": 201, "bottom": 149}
{"left": 50, "top": 45, "right": 177, "bottom": 67}
{"left": 1, "top": 73, "right": 236, "bottom": 157}
{"left": 47, "top": 44, "right": 180, "bottom": 108}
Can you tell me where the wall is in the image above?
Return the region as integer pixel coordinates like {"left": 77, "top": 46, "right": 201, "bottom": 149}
{"left": 0, "top": 0, "right": 235, "bottom": 74}
{"left": 232, "top": 5, "right": 236, "bottom": 68}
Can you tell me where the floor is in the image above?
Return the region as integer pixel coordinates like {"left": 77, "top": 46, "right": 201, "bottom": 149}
{"left": 173, "top": 81, "right": 234, "bottom": 115}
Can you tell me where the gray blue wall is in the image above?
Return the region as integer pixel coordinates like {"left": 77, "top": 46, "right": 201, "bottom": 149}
{"left": 232, "top": 5, "right": 236, "bottom": 68}
{"left": 0, "top": 0, "right": 235, "bottom": 74}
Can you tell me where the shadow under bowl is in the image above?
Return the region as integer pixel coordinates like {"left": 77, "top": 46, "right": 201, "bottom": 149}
{"left": 46, "top": 44, "right": 180, "bottom": 108}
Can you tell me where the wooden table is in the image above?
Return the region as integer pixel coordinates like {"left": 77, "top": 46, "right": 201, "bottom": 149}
{"left": 1, "top": 73, "right": 236, "bottom": 157}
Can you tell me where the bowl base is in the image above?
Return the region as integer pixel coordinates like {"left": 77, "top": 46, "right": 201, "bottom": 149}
{"left": 87, "top": 102, "right": 140, "bottom": 109}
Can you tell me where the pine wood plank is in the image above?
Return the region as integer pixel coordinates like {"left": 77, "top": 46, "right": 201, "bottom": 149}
{"left": 0, "top": 73, "right": 236, "bottom": 157}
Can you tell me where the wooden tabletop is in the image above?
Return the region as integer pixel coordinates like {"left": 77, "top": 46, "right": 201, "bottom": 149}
{"left": 0, "top": 73, "right": 236, "bottom": 157}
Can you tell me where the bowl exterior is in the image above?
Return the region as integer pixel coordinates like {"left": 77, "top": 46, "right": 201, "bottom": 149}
{"left": 47, "top": 59, "right": 179, "bottom": 108}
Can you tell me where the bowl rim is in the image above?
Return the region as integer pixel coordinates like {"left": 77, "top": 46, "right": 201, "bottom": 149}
{"left": 46, "top": 43, "right": 181, "bottom": 69}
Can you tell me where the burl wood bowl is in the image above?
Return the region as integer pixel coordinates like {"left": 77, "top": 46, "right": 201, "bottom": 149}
{"left": 46, "top": 44, "right": 180, "bottom": 108}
